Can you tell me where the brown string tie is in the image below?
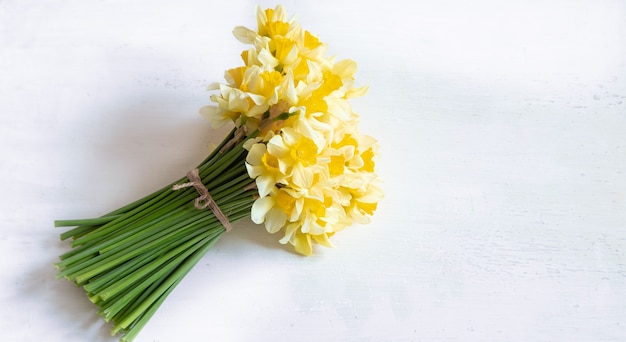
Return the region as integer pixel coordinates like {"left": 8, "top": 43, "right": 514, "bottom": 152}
{"left": 220, "top": 125, "right": 247, "bottom": 153}
{"left": 172, "top": 168, "right": 233, "bottom": 232}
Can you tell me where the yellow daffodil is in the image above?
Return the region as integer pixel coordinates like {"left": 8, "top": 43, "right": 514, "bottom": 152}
{"left": 205, "top": 5, "right": 382, "bottom": 255}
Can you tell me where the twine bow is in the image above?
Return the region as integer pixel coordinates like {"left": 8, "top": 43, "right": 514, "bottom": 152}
{"left": 172, "top": 168, "right": 232, "bottom": 232}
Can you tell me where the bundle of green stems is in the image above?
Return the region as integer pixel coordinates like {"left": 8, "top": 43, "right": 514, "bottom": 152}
{"left": 56, "top": 128, "right": 255, "bottom": 342}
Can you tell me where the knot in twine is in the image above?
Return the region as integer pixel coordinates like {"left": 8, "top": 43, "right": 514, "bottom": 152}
{"left": 172, "top": 168, "right": 232, "bottom": 232}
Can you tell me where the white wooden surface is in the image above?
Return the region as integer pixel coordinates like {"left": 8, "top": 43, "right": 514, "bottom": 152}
{"left": 1, "top": 1, "right": 625, "bottom": 341}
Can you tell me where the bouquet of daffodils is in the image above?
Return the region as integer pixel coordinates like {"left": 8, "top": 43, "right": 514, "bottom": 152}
{"left": 56, "top": 5, "right": 382, "bottom": 342}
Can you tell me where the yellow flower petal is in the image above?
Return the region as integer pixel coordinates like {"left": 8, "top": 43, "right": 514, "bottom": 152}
{"left": 328, "top": 155, "right": 345, "bottom": 177}
{"left": 202, "top": 5, "right": 383, "bottom": 255}
{"left": 312, "top": 233, "right": 333, "bottom": 248}
{"left": 360, "top": 148, "right": 376, "bottom": 172}
{"left": 274, "top": 189, "right": 297, "bottom": 216}
{"left": 294, "top": 231, "right": 312, "bottom": 256}
{"left": 290, "top": 136, "right": 317, "bottom": 166}
{"left": 345, "top": 85, "right": 369, "bottom": 98}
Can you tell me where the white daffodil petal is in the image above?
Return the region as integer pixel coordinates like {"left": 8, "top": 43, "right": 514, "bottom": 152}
{"left": 250, "top": 196, "right": 273, "bottom": 224}
{"left": 258, "top": 48, "right": 279, "bottom": 68}
{"left": 345, "top": 85, "right": 369, "bottom": 98}
{"left": 199, "top": 105, "right": 217, "bottom": 121}
{"left": 233, "top": 26, "right": 257, "bottom": 44}
{"left": 279, "top": 223, "right": 299, "bottom": 244}
{"left": 245, "top": 163, "right": 263, "bottom": 179}
{"left": 326, "top": 97, "right": 352, "bottom": 121}
{"left": 256, "top": 175, "right": 275, "bottom": 197}
{"left": 246, "top": 143, "right": 266, "bottom": 165}
{"left": 265, "top": 208, "right": 287, "bottom": 233}
{"left": 332, "top": 59, "right": 357, "bottom": 79}
{"left": 256, "top": 5, "right": 267, "bottom": 27}
{"left": 273, "top": 4, "right": 287, "bottom": 21}
{"left": 206, "top": 82, "right": 221, "bottom": 91}
{"left": 267, "top": 135, "right": 289, "bottom": 156}
{"left": 292, "top": 164, "right": 313, "bottom": 188}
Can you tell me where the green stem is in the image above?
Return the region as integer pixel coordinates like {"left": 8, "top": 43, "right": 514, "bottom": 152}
{"left": 55, "top": 215, "right": 122, "bottom": 229}
{"left": 56, "top": 127, "right": 257, "bottom": 342}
